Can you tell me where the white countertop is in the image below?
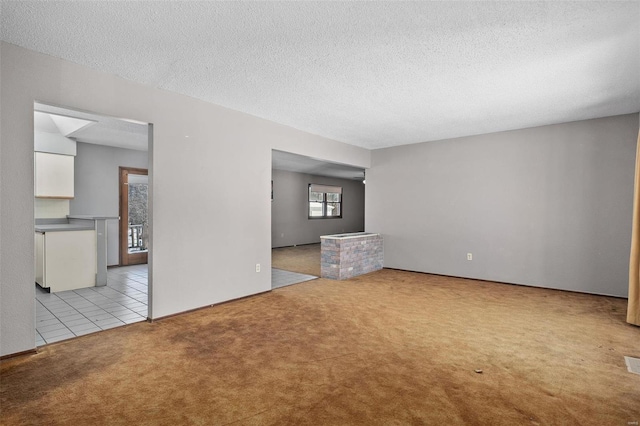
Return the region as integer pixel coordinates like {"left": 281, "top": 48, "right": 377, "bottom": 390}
{"left": 36, "top": 224, "right": 95, "bottom": 233}
{"left": 67, "top": 215, "right": 120, "bottom": 220}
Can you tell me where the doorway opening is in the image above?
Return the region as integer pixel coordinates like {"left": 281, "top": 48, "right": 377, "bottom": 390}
{"left": 270, "top": 150, "right": 366, "bottom": 289}
{"left": 33, "top": 102, "right": 152, "bottom": 346}
{"left": 119, "top": 167, "right": 149, "bottom": 266}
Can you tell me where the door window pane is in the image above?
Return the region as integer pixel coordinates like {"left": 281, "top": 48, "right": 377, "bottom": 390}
{"left": 128, "top": 174, "right": 148, "bottom": 253}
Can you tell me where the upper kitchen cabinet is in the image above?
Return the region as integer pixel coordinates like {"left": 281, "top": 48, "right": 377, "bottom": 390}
{"left": 33, "top": 107, "right": 97, "bottom": 199}
{"left": 35, "top": 152, "right": 74, "bottom": 198}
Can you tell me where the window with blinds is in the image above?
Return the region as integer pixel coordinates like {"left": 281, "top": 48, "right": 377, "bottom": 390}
{"left": 309, "top": 184, "right": 342, "bottom": 219}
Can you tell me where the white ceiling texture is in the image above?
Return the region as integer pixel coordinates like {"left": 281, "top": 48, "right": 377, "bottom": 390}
{"left": 2, "top": 1, "right": 639, "bottom": 175}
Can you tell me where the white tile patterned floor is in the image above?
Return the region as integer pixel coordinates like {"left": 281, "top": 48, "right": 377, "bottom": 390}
{"left": 271, "top": 268, "right": 317, "bottom": 289}
{"left": 35, "top": 264, "right": 148, "bottom": 346}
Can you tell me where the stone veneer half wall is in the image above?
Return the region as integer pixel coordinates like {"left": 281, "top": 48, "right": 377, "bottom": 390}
{"left": 321, "top": 233, "right": 383, "bottom": 280}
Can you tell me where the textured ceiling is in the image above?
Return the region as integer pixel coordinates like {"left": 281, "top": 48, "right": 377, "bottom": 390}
{"left": 2, "top": 1, "right": 639, "bottom": 149}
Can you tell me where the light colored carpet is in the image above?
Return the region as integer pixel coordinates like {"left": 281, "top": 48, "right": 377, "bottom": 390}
{"left": 1, "top": 268, "right": 639, "bottom": 424}
{"left": 272, "top": 243, "right": 321, "bottom": 277}
{"left": 0, "top": 244, "right": 640, "bottom": 425}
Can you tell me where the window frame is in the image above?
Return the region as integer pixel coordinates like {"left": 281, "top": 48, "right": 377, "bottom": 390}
{"left": 308, "top": 184, "right": 343, "bottom": 219}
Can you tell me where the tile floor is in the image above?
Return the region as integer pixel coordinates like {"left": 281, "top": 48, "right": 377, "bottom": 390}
{"left": 271, "top": 268, "right": 317, "bottom": 289}
{"left": 36, "top": 264, "right": 148, "bottom": 346}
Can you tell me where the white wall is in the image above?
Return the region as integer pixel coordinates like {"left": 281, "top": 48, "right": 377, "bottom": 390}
{"left": 70, "top": 142, "right": 149, "bottom": 266}
{"left": 0, "top": 42, "right": 370, "bottom": 357}
{"left": 35, "top": 199, "right": 69, "bottom": 219}
{"left": 366, "top": 114, "right": 639, "bottom": 297}
{"left": 271, "top": 169, "right": 365, "bottom": 248}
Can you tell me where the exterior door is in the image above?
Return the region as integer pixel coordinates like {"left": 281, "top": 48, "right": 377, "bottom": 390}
{"left": 119, "top": 167, "right": 148, "bottom": 266}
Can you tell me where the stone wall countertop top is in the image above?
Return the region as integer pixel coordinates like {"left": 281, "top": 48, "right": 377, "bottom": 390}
{"left": 320, "top": 232, "right": 378, "bottom": 240}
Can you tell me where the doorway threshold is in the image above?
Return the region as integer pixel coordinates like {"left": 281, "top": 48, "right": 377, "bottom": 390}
{"left": 271, "top": 268, "right": 317, "bottom": 289}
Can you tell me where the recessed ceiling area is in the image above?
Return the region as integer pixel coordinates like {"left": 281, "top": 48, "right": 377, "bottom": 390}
{"left": 33, "top": 112, "right": 96, "bottom": 137}
{"left": 3, "top": 2, "right": 639, "bottom": 149}
{"left": 34, "top": 103, "right": 149, "bottom": 151}
{"left": 272, "top": 150, "right": 365, "bottom": 181}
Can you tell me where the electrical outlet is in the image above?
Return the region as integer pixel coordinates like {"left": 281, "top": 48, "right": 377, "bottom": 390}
{"left": 255, "top": 263, "right": 261, "bottom": 273}
{"left": 467, "top": 253, "right": 473, "bottom": 261}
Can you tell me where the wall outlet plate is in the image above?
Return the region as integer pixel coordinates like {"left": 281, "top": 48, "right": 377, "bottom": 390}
{"left": 256, "top": 264, "right": 261, "bottom": 273}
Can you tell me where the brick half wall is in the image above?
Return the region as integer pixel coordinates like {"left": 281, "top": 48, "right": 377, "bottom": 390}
{"left": 321, "top": 233, "right": 383, "bottom": 280}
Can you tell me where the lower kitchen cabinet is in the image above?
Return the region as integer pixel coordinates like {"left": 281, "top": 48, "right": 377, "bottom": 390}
{"left": 35, "top": 230, "right": 96, "bottom": 292}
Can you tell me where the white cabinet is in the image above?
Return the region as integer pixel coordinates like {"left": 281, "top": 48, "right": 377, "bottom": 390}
{"left": 35, "top": 152, "right": 74, "bottom": 198}
{"left": 35, "top": 230, "right": 96, "bottom": 292}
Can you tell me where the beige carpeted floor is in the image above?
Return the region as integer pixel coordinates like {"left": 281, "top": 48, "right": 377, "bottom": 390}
{"left": 272, "top": 243, "right": 322, "bottom": 277}
{"left": 1, "top": 246, "right": 639, "bottom": 425}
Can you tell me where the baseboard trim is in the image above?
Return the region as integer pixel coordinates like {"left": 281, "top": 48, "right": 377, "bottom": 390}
{"left": 383, "top": 267, "right": 628, "bottom": 300}
{"left": 149, "top": 289, "right": 272, "bottom": 322}
{"left": 272, "top": 242, "right": 321, "bottom": 249}
{"left": 1, "top": 348, "right": 38, "bottom": 361}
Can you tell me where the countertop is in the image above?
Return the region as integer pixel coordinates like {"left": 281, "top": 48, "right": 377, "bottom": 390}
{"left": 35, "top": 224, "right": 96, "bottom": 233}
{"left": 67, "top": 215, "right": 120, "bottom": 220}
{"left": 320, "top": 232, "right": 379, "bottom": 240}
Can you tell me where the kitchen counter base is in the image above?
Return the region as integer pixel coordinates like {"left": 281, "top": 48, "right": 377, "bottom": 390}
{"left": 36, "top": 229, "right": 97, "bottom": 292}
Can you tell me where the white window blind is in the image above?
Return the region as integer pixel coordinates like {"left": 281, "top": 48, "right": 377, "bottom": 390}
{"left": 309, "top": 184, "right": 342, "bottom": 194}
